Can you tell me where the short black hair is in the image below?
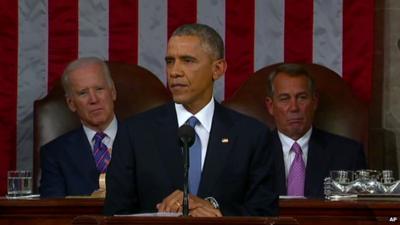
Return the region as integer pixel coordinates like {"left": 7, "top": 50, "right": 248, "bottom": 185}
{"left": 172, "top": 23, "right": 224, "bottom": 60}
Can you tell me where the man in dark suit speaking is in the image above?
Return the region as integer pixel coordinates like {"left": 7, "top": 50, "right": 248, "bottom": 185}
{"left": 104, "top": 24, "right": 277, "bottom": 217}
{"left": 264, "top": 63, "right": 367, "bottom": 198}
{"left": 40, "top": 57, "right": 118, "bottom": 197}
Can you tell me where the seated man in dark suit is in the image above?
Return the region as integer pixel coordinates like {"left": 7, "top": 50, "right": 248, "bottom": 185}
{"left": 265, "top": 63, "right": 367, "bottom": 198}
{"left": 104, "top": 23, "right": 277, "bottom": 217}
{"left": 40, "top": 57, "right": 118, "bottom": 197}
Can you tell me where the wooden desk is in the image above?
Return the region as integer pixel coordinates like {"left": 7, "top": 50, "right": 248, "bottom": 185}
{"left": 1, "top": 197, "right": 399, "bottom": 225}
{"left": 0, "top": 197, "right": 103, "bottom": 225}
{"left": 280, "top": 198, "right": 400, "bottom": 224}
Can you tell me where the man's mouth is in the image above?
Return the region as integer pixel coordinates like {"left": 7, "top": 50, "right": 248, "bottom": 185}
{"left": 170, "top": 83, "right": 187, "bottom": 90}
{"left": 90, "top": 108, "right": 103, "bottom": 114}
{"left": 288, "top": 118, "right": 303, "bottom": 124}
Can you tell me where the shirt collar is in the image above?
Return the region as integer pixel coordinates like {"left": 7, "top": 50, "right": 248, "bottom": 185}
{"left": 175, "top": 98, "right": 214, "bottom": 132}
{"left": 278, "top": 127, "right": 312, "bottom": 153}
{"left": 83, "top": 115, "right": 118, "bottom": 141}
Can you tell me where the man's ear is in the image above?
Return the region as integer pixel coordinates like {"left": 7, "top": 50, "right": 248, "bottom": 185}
{"left": 312, "top": 92, "right": 319, "bottom": 111}
{"left": 111, "top": 85, "right": 117, "bottom": 101}
{"left": 66, "top": 96, "right": 77, "bottom": 112}
{"left": 265, "top": 97, "right": 274, "bottom": 116}
{"left": 212, "top": 59, "right": 227, "bottom": 81}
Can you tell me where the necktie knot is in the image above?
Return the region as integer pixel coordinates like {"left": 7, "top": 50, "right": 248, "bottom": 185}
{"left": 186, "top": 116, "right": 199, "bottom": 128}
{"left": 291, "top": 142, "right": 302, "bottom": 155}
{"left": 94, "top": 132, "right": 106, "bottom": 142}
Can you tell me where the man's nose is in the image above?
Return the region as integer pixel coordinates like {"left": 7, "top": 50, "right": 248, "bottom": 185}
{"left": 88, "top": 90, "right": 99, "bottom": 103}
{"left": 168, "top": 61, "right": 183, "bottom": 78}
{"left": 288, "top": 98, "right": 300, "bottom": 111}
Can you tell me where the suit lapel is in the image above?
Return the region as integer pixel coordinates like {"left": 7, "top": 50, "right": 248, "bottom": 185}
{"left": 198, "top": 103, "right": 233, "bottom": 197}
{"left": 271, "top": 130, "right": 287, "bottom": 195}
{"left": 65, "top": 128, "right": 99, "bottom": 182}
{"left": 154, "top": 104, "right": 183, "bottom": 190}
{"left": 304, "top": 129, "right": 330, "bottom": 196}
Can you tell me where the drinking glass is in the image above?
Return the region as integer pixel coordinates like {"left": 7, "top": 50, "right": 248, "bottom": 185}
{"left": 381, "top": 170, "right": 394, "bottom": 184}
{"left": 7, "top": 170, "right": 32, "bottom": 198}
{"left": 330, "top": 170, "right": 353, "bottom": 184}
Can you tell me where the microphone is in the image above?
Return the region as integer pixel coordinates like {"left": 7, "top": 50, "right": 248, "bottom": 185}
{"left": 178, "top": 124, "right": 195, "bottom": 148}
{"left": 177, "top": 124, "right": 195, "bottom": 217}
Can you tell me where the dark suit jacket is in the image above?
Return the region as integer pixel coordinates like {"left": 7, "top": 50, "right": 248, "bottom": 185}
{"left": 40, "top": 127, "right": 100, "bottom": 197}
{"left": 270, "top": 128, "right": 367, "bottom": 198}
{"left": 104, "top": 102, "right": 278, "bottom": 216}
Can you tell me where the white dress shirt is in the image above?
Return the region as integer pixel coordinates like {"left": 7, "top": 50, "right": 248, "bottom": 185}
{"left": 175, "top": 98, "right": 214, "bottom": 170}
{"left": 278, "top": 128, "right": 312, "bottom": 179}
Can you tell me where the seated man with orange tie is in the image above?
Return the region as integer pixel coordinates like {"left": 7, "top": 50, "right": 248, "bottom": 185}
{"left": 264, "top": 63, "right": 367, "bottom": 198}
{"left": 40, "top": 57, "right": 118, "bottom": 197}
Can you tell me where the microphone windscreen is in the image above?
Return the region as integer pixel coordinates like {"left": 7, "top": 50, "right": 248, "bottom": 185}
{"left": 178, "top": 124, "right": 195, "bottom": 147}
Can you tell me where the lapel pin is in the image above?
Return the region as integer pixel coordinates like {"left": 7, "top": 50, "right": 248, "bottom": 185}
{"left": 221, "top": 138, "right": 229, "bottom": 143}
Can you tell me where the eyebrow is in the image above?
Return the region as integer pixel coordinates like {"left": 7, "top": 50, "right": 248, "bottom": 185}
{"left": 165, "top": 55, "right": 197, "bottom": 61}
{"left": 180, "top": 55, "right": 197, "bottom": 61}
{"left": 276, "top": 91, "right": 309, "bottom": 97}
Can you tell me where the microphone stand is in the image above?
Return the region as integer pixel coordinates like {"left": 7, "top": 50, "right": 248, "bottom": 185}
{"left": 182, "top": 141, "right": 189, "bottom": 216}
{"left": 178, "top": 124, "right": 194, "bottom": 217}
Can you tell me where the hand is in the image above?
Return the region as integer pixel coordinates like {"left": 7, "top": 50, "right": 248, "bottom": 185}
{"left": 189, "top": 205, "right": 222, "bottom": 217}
{"left": 90, "top": 188, "right": 106, "bottom": 198}
{"left": 156, "top": 190, "right": 222, "bottom": 217}
{"left": 156, "top": 190, "right": 183, "bottom": 213}
{"left": 187, "top": 195, "right": 222, "bottom": 217}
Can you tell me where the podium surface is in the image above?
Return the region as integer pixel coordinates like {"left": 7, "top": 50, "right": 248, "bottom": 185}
{"left": 72, "top": 215, "right": 297, "bottom": 225}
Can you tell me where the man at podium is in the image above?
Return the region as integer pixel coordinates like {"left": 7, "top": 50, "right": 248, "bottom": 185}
{"left": 104, "top": 23, "right": 278, "bottom": 217}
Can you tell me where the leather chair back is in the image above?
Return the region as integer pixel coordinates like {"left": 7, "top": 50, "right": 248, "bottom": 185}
{"left": 33, "top": 62, "right": 171, "bottom": 191}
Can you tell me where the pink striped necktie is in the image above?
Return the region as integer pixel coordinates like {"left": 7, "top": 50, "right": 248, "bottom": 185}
{"left": 287, "top": 142, "right": 305, "bottom": 196}
{"left": 93, "top": 132, "right": 111, "bottom": 173}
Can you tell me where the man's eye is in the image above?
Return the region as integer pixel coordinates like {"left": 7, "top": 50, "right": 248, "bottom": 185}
{"left": 78, "top": 91, "right": 87, "bottom": 96}
{"left": 298, "top": 94, "right": 309, "bottom": 101}
{"left": 181, "top": 56, "right": 196, "bottom": 63}
{"left": 165, "top": 59, "right": 174, "bottom": 65}
{"left": 278, "top": 96, "right": 289, "bottom": 102}
{"left": 183, "top": 58, "right": 194, "bottom": 63}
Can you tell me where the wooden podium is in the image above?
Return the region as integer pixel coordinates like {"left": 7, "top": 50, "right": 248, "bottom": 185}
{"left": 72, "top": 215, "right": 298, "bottom": 225}
{"left": 1, "top": 197, "right": 399, "bottom": 225}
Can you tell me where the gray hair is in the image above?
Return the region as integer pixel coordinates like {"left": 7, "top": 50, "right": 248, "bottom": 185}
{"left": 172, "top": 23, "right": 224, "bottom": 60}
{"left": 61, "top": 57, "right": 114, "bottom": 96}
{"left": 267, "top": 63, "right": 316, "bottom": 97}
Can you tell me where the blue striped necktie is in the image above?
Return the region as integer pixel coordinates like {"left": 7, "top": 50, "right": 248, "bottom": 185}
{"left": 93, "top": 132, "right": 111, "bottom": 173}
{"left": 186, "top": 116, "right": 202, "bottom": 195}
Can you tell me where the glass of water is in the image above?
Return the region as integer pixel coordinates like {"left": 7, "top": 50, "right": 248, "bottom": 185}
{"left": 7, "top": 170, "right": 32, "bottom": 198}
{"left": 381, "top": 170, "right": 395, "bottom": 184}
{"left": 330, "top": 170, "right": 353, "bottom": 184}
